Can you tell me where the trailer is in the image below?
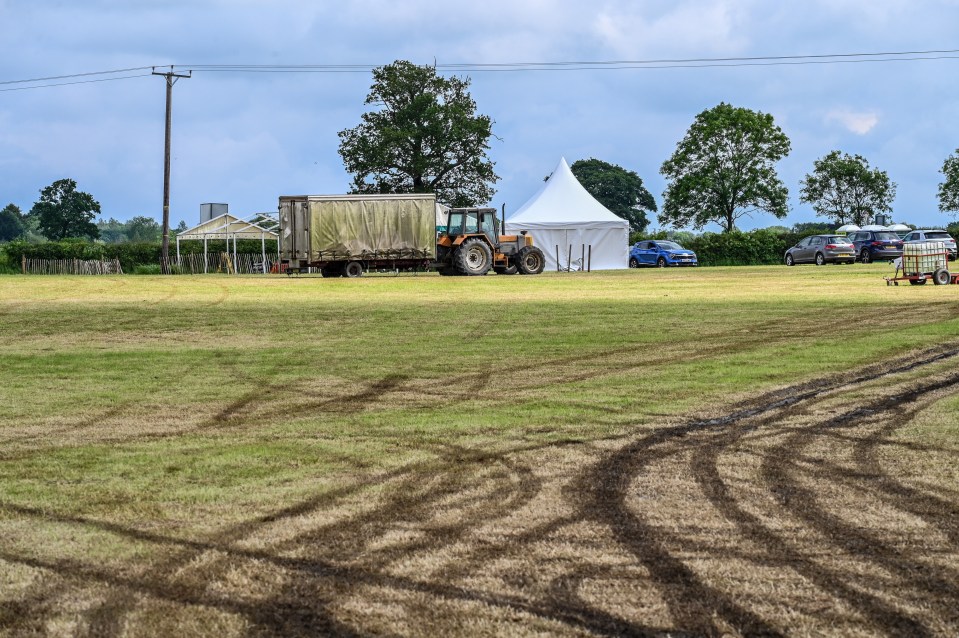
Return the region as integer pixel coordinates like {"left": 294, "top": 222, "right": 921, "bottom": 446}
{"left": 884, "top": 241, "right": 957, "bottom": 286}
{"left": 279, "top": 194, "right": 442, "bottom": 277}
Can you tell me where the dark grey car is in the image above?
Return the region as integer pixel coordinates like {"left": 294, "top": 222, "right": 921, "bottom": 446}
{"left": 784, "top": 235, "right": 857, "bottom": 266}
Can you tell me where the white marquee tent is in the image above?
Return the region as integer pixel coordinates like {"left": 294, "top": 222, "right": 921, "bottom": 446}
{"left": 505, "top": 157, "right": 629, "bottom": 271}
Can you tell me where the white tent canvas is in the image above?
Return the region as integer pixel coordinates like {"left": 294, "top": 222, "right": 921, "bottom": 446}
{"left": 505, "top": 157, "right": 629, "bottom": 271}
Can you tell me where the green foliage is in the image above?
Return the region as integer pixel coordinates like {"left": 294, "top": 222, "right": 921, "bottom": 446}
{"left": 946, "top": 221, "right": 959, "bottom": 238}
{"left": 791, "top": 221, "right": 835, "bottom": 235}
{"left": 660, "top": 102, "right": 791, "bottom": 232}
{"left": 96, "top": 216, "right": 164, "bottom": 243}
{"left": 939, "top": 148, "right": 959, "bottom": 215}
{"left": 133, "top": 264, "right": 162, "bottom": 275}
{"left": 799, "top": 151, "right": 897, "bottom": 226}
{"left": 0, "top": 204, "right": 25, "bottom": 242}
{"left": 570, "top": 158, "right": 656, "bottom": 233}
{"left": 30, "top": 179, "right": 101, "bottom": 241}
{"left": 338, "top": 60, "right": 498, "bottom": 207}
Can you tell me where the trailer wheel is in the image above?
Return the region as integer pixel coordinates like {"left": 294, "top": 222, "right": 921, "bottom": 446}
{"left": 454, "top": 238, "right": 493, "bottom": 276}
{"left": 933, "top": 268, "right": 951, "bottom": 285}
{"left": 516, "top": 246, "right": 546, "bottom": 275}
{"left": 909, "top": 277, "right": 927, "bottom": 285}
{"left": 343, "top": 261, "right": 364, "bottom": 278}
{"left": 321, "top": 266, "right": 342, "bottom": 278}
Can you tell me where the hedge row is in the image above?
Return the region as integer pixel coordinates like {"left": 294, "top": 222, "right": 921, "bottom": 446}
{"left": 630, "top": 229, "right": 807, "bottom": 266}
{"left": 1, "top": 239, "right": 278, "bottom": 272}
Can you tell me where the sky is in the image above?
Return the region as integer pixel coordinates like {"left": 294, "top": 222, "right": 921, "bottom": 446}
{"left": 2, "top": 0, "right": 959, "bottom": 232}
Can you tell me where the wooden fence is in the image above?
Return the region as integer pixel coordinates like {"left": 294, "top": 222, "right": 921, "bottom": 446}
{"left": 175, "top": 252, "right": 277, "bottom": 275}
{"left": 21, "top": 258, "right": 123, "bottom": 275}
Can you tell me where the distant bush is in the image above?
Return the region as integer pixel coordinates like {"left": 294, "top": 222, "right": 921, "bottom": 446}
{"left": 132, "top": 264, "right": 162, "bottom": 275}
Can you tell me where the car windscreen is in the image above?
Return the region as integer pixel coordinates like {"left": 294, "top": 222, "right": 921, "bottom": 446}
{"left": 874, "top": 232, "right": 900, "bottom": 241}
{"left": 825, "top": 236, "right": 851, "bottom": 244}
{"left": 656, "top": 241, "right": 683, "bottom": 250}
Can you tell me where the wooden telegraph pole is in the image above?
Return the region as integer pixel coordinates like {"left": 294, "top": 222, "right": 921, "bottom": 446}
{"left": 152, "top": 66, "right": 191, "bottom": 274}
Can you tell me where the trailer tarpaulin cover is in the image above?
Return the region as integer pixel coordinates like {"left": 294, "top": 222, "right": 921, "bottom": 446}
{"left": 308, "top": 197, "right": 436, "bottom": 260}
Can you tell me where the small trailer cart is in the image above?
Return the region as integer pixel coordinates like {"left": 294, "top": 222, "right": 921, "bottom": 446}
{"left": 885, "top": 241, "right": 958, "bottom": 286}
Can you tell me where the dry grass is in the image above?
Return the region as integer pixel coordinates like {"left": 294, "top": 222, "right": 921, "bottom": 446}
{"left": 1, "top": 266, "right": 959, "bottom": 636}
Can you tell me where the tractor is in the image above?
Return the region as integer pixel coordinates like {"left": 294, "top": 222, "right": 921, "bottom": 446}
{"left": 435, "top": 207, "right": 546, "bottom": 276}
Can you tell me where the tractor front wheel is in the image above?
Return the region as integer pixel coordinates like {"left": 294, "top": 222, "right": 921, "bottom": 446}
{"left": 516, "top": 246, "right": 546, "bottom": 275}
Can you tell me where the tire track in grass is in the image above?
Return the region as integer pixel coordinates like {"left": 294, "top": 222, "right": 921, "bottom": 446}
{"left": 578, "top": 345, "right": 959, "bottom": 636}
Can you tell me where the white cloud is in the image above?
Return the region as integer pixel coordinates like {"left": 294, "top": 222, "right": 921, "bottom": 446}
{"left": 826, "top": 109, "right": 880, "bottom": 135}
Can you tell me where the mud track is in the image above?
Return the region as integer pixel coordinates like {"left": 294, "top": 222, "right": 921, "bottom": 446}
{"left": 3, "top": 345, "right": 959, "bottom": 636}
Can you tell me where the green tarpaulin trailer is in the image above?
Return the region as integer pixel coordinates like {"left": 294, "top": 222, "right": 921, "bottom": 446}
{"left": 279, "top": 194, "right": 446, "bottom": 277}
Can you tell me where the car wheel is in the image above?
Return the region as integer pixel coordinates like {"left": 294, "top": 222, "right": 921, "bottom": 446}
{"left": 628, "top": 257, "right": 639, "bottom": 268}
{"left": 656, "top": 257, "right": 667, "bottom": 268}
{"left": 860, "top": 249, "right": 871, "bottom": 264}
{"left": 785, "top": 254, "right": 795, "bottom": 267}
{"left": 815, "top": 252, "right": 826, "bottom": 266}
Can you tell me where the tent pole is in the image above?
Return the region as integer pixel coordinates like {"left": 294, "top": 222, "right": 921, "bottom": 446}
{"left": 581, "top": 244, "right": 585, "bottom": 272}
{"left": 588, "top": 245, "right": 592, "bottom": 272}
{"left": 555, "top": 245, "right": 560, "bottom": 272}
{"left": 567, "top": 244, "right": 572, "bottom": 272}
{"left": 261, "top": 233, "right": 266, "bottom": 274}
{"left": 204, "top": 237, "right": 208, "bottom": 274}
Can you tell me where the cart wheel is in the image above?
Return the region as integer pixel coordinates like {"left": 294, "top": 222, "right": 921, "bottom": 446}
{"left": 933, "top": 268, "right": 951, "bottom": 285}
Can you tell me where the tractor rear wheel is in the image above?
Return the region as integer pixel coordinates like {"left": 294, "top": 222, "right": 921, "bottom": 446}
{"left": 516, "top": 246, "right": 546, "bottom": 275}
{"left": 454, "top": 238, "right": 493, "bottom": 276}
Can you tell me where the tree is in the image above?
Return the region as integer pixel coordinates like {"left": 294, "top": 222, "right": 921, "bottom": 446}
{"left": 799, "top": 151, "right": 896, "bottom": 227}
{"left": 338, "top": 60, "right": 498, "bottom": 207}
{"left": 30, "top": 179, "right": 100, "bottom": 240}
{"left": 0, "top": 204, "right": 25, "bottom": 242}
{"left": 569, "top": 159, "right": 656, "bottom": 233}
{"left": 660, "top": 102, "right": 791, "bottom": 232}
{"left": 126, "top": 215, "right": 162, "bottom": 242}
{"left": 939, "top": 148, "right": 959, "bottom": 215}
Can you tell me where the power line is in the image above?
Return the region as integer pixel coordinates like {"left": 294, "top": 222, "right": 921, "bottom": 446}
{"left": 0, "top": 73, "right": 153, "bottom": 92}
{"left": 0, "top": 66, "right": 158, "bottom": 86}
{"left": 3, "top": 48, "right": 958, "bottom": 91}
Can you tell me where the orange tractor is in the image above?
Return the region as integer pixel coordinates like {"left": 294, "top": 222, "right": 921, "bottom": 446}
{"left": 436, "top": 207, "right": 546, "bottom": 276}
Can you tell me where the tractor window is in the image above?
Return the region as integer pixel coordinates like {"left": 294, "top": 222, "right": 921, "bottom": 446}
{"left": 463, "top": 212, "right": 479, "bottom": 234}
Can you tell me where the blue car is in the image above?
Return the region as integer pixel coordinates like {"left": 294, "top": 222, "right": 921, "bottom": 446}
{"left": 629, "top": 240, "right": 698, "bottom": 268}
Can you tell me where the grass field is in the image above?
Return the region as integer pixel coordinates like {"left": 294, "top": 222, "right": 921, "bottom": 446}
{"left": 2, "top": 265, "right": 959, "bottom": 636}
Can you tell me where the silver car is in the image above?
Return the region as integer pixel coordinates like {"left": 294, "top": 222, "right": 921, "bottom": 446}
{"left": 902, "top": 229, "right": 957, "bottom": 260}
{"left": 784, "top": 235, "right": 857, "bottom": 266}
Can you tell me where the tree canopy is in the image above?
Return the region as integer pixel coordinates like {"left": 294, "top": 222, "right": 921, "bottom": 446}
{"left": 30, "top": 179, "right": 101, "bottom": 241}
{"left": 660, "top": 102, "right": 791, "bottom": 232}
{"left": 939, "top": 148, "right": 959, "bottom": 215}
{"left": 570, "top": 159, "right": 656, "bottom": 233}
{"left": 338, "top": 60, "right": 498, "bottom": 208}
{"left": 799, "top": 151, "right": 896, "bottom": 227}
{"left": 0, "top": 204, "right": 25, "bottom": 242}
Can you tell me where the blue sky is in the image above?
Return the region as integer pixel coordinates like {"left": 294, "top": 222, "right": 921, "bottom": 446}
{"left": 2, "top": 0, "right": 959, "bottom": 232}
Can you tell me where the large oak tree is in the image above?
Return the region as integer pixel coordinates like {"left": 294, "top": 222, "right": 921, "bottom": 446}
{"left": 338, "top": 61, "right": 498, "bottom": 207}
{"left": 799, "top": 151, "right": 896, "bottom": 226}
{"left": 660, "top": 103, "right": 791, "bottom": 232}
{"left": 30, "top": 179, "right": 100, "bottom": 241}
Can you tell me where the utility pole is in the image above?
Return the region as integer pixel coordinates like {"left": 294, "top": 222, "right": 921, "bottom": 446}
{"left": 152, "top": 66, "right": 191, "bottom": 274}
